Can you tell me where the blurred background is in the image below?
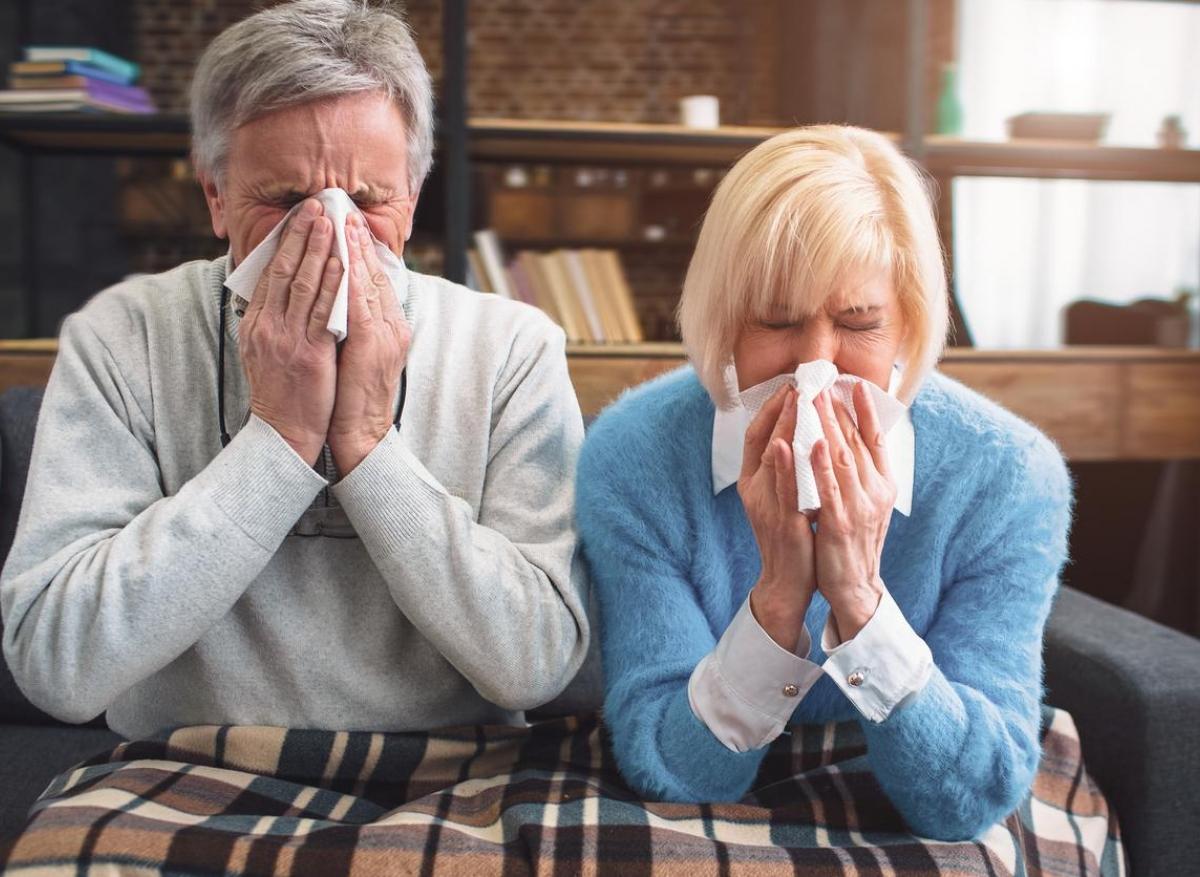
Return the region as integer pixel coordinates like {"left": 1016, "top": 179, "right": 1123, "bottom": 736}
{"left": 0, "top": 0, "right": 1197, "bottom": 634}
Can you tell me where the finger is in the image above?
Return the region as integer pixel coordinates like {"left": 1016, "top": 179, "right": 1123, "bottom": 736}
{"left": 811, "top": 437, "right": 844, "bottom": 520}
{"left": 265, "top": 198, "right": 322, "bottom": 314}
{"left": 241, "top": 282, "right": 266, "bottom": 326}
{"left": 346, "top": 225, "right": 374, "bottom": 328}
{"left": 286, "top": 215, "right": 334, "bottom": 328}
{"left": 816, "top": 390, "right": 861, "bottom": 494}
{"left": 767, "top": 389, "right": 798, "bottom": 459}
{"left": 772, "top": 438, "right": 799, "bottom": 516}
{"left": 832, "top": 395, "right": 875, "bottom": 487}
{"left": 741, "top": 385, "right": 791, "bottom": 480}
{"left": 308, "top": 254, "right": 342, "bottom": 342}
{"left": 854, "top": 381, "right": 892, "bottom": 480}
{"left": 353, "top": 216, "right": 388, "bottom": 321}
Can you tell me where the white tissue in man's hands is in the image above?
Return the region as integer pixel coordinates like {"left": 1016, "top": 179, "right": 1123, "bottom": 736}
{"left": 224, "top": 188, "right": 407, "bottom": 341}
{"left": 737, "top": 360, "right": 907, "bottom": 512}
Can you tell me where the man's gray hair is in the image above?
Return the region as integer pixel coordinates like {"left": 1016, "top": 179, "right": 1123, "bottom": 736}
{"left": 190, "top": 0, "right": 434, "bottom": 193}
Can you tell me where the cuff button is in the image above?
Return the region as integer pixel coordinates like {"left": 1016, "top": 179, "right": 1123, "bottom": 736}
{"left": 782, "top": 683, "right": 800, "bottom": 697}
{"left": 847, "top": 669, "right": 867, "bottom": 687}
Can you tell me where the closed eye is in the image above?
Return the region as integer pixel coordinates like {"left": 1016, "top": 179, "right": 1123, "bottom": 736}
{"left": 841, "top": 322, "right": 883, "bottom": 332}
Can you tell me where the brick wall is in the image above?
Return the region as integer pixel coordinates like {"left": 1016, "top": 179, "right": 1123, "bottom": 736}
{"left": 11, "top": 0, "right": 944, "bottom": 338}
{"left": 134, "top": 0, "right": 775, "bottom": 126}
{"left": 118, "top": 0, "right": 785, "bottom": 338}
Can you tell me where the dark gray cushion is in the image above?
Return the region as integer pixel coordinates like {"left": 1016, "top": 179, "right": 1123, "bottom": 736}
{"left": 0, "top": 387, "right": 66, "bottom": 727}
{"left": 0, "top": 387, "right": 43, "bottom": 564}
{"left": 1044, "top": 586, "right": 1200, "bottom": 877}
{"left": 0, "top": 724, "right": 122, "bottom": 839}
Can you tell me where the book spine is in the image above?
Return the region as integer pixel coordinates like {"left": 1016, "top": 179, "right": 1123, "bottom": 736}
{"left": 465, "top": 248, "right": 492, "bottom": 294}
{"left": 64, "top": 60, "right": 135, "bottom": 86}
{"left": 538, "top": 253, "right": 584, "bottom": 341}
{"left": 506, "top": 259, "right": 534, "bottom": 306}
{"left": 603, "top": 250, "right": 644, "bottom": 343}
{"left": 85, "top": 94, "right": 154, "bottom": 114}
{"left": 517, "top": 252, "right": 562, "bottom": 327}
{"left": 84, "top": 79, "right": 153, "bottom": 107}
{"left": 563, "top": 250, "right": 605, "bottom": 343}
{"left": 24, "top": 47, "right": 140, "bottom": 82}
{"left": 87, "top": 48, "right": 140, "bottom": 82}
{"left": 473, "top": 230, "right": 514, "bottom": 299}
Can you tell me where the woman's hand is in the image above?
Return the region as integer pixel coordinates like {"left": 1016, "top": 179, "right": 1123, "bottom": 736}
{"left": 738, "top": 386, "right": 817, "bottom": 652}
{"left": 810, "top": 381, "right": 897, "bottom": 642}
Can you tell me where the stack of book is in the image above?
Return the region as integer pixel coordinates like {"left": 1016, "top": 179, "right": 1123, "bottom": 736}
{"left": 469, "top": 230, "right": 644, "bottom": 344}
{"left": 0, "top": 47, "right": 154, "bottom": 114}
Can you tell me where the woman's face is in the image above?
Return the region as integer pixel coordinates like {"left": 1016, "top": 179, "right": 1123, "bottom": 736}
{"left": 731, "top": 268, "right": 905, "bottom": 392}
{"left": 199, "top": 90, "right": 419, "bottom": 266}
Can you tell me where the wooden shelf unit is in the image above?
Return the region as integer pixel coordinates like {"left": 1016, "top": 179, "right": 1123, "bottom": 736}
{"left": 0, "top": 112, "right": 190, "bottom": 155}
{"left": 922, "top": 135, "right": 1200, "bottom": 184}
{"left": 7, "top": 115, "right": 1195, "bottom": 183}
{"left": 5, "top": 339, "right": 1197, "bottom": 461}
{"left": 564, "top": 343, "right": 1200, "bottom": 462}
{"left": 470, "top": 117, "right": 794, "bottom": 166}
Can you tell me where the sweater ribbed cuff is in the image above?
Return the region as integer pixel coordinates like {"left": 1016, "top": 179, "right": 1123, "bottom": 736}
{"left": 330, "top": 428, "right": 447, "bottom": 556}
{"left": 200, "top": 414, "right": 328, "bottom": 549}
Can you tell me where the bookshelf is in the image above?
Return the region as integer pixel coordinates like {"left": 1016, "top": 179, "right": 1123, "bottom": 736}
{"left": 470, "top": 118, "right": 795, "bottom": 166}
{"left": 922, "top": 136, "right": 1200, "bottom": 184}
{"left": 4, "top": 114, "right": 1199, "bottom": 182}
{"left": 0, "top": 112, "right": 189, "bottom": 154}
{"left": 5, "top": 338, "right": 1199, "bottom": 461}
{"left": 563, "top": 342, "right": 1200, "bottom": 462}
{"left": 6, "top": 112, "right": 1200, "bottom": 344}
{"left": 3, "top": 0, "right": 1199, "bottom": 345}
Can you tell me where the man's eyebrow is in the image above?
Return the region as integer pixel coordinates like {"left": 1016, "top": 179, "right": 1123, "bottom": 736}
{"left": 258, "top": 184, "right": 396, "bottom": 200}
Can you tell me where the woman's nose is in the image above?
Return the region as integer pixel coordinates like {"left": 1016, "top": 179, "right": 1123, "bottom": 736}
{"left": 788, "top": 321, "right": 838, "bottom": 366}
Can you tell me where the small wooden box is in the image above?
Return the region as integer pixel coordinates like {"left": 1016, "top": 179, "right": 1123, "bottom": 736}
{"left": 489, "top": 189, "right": 557, "bottom": 239}
{"left": 560, "top": 192, "right": 635, "bottom": 240}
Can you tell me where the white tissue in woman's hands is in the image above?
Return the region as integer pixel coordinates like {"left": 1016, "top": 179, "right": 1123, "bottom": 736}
{"left": 224, "top": 188, "right": 407, "bottom": 341}
{"left": 736, "top": 361, "right": 907, "bottom": 512}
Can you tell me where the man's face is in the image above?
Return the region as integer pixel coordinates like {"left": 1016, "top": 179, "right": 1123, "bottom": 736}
{"left": 200, "top": 90, "right": 419, "bottom": 266}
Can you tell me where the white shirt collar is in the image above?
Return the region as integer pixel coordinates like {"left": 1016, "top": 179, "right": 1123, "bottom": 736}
{"left": 711, "top": 365, "right": 915, "bottom": 516}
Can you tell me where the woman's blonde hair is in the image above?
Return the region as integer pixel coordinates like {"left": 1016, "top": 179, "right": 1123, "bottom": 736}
{"left": 677, "top": 125, "right": 948, "bottom": 408}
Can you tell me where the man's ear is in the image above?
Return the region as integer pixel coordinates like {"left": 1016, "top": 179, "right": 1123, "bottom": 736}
{"left": 198, "top": 169, "right": 228, "bottom": 240}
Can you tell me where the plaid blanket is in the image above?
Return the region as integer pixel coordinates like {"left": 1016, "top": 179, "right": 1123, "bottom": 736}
{"left": 1, "top": 706, "right": 1122, "bottom": 876}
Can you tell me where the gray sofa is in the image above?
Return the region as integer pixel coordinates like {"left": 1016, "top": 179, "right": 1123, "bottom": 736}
{"left": 1, "top": 386, "right": 1198, "bottom": 875}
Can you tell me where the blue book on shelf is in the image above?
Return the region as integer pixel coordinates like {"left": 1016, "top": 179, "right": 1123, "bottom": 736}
{"left": 23, "top": 47, "right": 140, "bottom": 83}
{"left": 11, "top": 60, "right": 136, "bottom": 86}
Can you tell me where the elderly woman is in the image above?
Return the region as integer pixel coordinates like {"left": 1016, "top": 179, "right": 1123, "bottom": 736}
{"left": 576, "top": 126, "right": 1071, "bottom": 840}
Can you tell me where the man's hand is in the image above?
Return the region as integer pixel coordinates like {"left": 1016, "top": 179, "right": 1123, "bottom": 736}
{"left": 328, "top": 213, "right": 412, "bottom": 475}
{"left": 239, "top": 198, "right": 340, "bottom": 466}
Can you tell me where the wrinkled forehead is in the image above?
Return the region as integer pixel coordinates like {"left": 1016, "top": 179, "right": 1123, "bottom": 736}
{"left": 749, "top": 262, "right": 897, "bottom": 323}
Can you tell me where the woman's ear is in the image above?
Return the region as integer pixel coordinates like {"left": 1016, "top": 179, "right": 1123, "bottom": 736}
{"left": 198, "top": 170, "right": 228, "bottom": 240}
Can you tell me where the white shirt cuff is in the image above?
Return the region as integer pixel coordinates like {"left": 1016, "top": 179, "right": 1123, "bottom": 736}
{"left": 820, "top": 589, "right": 933, "bottom": 723}
{"left": 687, "top": 597, "right": 824, "bottom": 752}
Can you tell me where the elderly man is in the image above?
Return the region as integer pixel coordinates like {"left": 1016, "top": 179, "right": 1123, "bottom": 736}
{"left": 1, "top": 0, "right": 588, "bottom": 738}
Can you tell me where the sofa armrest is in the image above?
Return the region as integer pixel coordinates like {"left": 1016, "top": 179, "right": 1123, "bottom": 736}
{"left": 1044, "top": 586, "right": 1200, "bottom": 877}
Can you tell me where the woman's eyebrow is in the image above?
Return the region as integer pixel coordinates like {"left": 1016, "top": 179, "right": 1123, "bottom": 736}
{"left": 836, "top": 304, "right": 883, "bottom": 316}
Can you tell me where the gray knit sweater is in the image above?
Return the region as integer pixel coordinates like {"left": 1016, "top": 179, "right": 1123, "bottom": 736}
{"left": 0, "top": 256, "right": 590, "bottom": 738}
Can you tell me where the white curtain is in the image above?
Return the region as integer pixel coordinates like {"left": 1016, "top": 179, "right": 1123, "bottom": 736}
{"left": 953, "top": 0, "right": 1200, "bottom": 348}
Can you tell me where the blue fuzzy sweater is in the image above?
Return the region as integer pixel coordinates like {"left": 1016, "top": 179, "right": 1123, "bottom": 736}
{"left": 576, "top": 367, "right": 1073, "bottom": 841}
